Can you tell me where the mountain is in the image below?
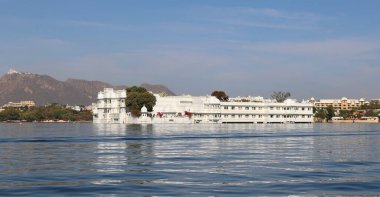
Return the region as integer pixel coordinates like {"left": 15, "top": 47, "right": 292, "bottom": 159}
{"left": 65, "top": 78, "right": 122, "bottom": 100}
{"left": 141, "top": 83, "right": 176, "bottom": 96}
{"left": 0, "top": 70, "right": 175, "bottom": 106}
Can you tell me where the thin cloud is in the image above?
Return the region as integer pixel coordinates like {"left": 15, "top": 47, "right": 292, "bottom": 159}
{"left": 244, "top": 38, "right": 380, "bottom": 57}
{"left": 217, "top": 19, "right": 314, "bottom": 30}
{"left": 200, "top": 6, "right": 322, "bottom": 30}
{"left": 242, "top": 7, "right": 321, "bottom": 21}
{"left": 66, "top": 20, "right": 132, "bottom": 31}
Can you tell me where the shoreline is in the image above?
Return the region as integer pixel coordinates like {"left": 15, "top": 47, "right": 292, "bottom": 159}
{"left": 0, "top": 121, "right": 378, "bottom": 124}
{"left": 1, "top": 120, "right": 92, "bottom": 123}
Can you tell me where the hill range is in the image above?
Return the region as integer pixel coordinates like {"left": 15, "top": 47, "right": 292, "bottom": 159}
{"left": 0, "top": 70, "right": 175, "bottom": 106}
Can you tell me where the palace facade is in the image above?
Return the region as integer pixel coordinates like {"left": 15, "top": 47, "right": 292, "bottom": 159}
{"left": 93, "top": 88, "right": 314, "bottom": 124}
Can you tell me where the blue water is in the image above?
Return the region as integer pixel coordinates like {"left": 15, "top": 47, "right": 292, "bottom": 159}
{"left": 0, "top": 123, "right": 379, "bottom": 196}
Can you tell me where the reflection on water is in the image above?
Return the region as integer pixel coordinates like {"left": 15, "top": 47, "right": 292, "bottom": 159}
{"left": 0, "top": 123, "right": 379, "bottom": 195}
{"left": 93, "top": 124, "right": 155, "bottom": 186}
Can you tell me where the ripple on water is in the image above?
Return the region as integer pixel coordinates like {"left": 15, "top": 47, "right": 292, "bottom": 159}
{"left": 0, "top": 123, "right": 380, "bottom": 196}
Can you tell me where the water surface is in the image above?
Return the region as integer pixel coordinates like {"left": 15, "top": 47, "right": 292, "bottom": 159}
{"left": 0, "top": 123, "right": 379, "bottom": 196}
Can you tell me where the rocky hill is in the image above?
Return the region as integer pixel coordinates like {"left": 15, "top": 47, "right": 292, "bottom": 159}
{"left": 141, "top": 83, "right": 176, "bottom": 96}
{"left": 0, "top": 70, "right": 175, "bottom": 106}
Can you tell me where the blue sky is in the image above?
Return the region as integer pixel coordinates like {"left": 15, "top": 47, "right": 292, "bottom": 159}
{"left": 1, "top": 0, "right": 380, "bottom": 99}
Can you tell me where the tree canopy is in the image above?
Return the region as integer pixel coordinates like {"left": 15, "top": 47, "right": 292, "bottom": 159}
{"left": 271, "top": 91, "right": 291, "bottom": 103}
{"left": 127, "top": 86, "right": 149, "bottom": 94}
{"left": 325, "top": 105, "right": 335, "bottom": 121}
{"left": 0, "top": 105, "right": 92, "bottom": 122}
{"left": 125, "top": 86, "right": 156, "bottom": 117}
{"left": 339, "top": 110, "right": 352, "bottom": 119}
{"left": 360, "top": 100, "right": 380, "bottom": 110}
{"left": 314, "top": 108, "right": 327, "bottom": 121}
{"left": 211, "top": 90, "right": 229, "bottom": 102}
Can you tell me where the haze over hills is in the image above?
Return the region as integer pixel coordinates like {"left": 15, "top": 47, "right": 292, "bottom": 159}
{"left": 0, "top": 69, "right": 175, "bottom": 106}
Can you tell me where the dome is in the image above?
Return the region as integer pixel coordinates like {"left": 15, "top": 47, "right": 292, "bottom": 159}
{"left": 141, "top": 105, "right": 148, "bottom": 113}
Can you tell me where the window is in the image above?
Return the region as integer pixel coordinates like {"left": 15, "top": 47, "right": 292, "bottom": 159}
{"left": 231, "top": 106, "right": 235, "bottom": 110}
{"left": 245, "top": 115, "right": 249, "bottom": 118}
{"left": 180, "top": 101, "right": 192, "bottom": 104}
{"left": 245, "top": 107, "right": 249, "bottom": 110}
{"left": 270, "top": 107, "right": 274, "bottom": 110}
{"left": 224, "top": 106, "right": 228, "bottom": 109}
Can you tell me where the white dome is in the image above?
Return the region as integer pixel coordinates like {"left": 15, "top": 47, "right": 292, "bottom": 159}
{"left": 141, "top": 105, "right": 147, "bottom": 113}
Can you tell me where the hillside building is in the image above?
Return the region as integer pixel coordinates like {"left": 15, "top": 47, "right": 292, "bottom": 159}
{"left": 309, "top": 97, "right": 368, "bottom": 111}
{"left": 2, "top": 100, "right": 36, "bottom": 108}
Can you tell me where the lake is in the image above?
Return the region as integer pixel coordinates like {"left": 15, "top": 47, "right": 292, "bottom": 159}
{"left": 0, "top": 123, "right": 379, "bottom": 196}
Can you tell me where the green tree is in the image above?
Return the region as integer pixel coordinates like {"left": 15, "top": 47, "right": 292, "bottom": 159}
{"left": 0, "top": 105, "right": 92, "bottom": 122}
{"left": 127, "top": 86, "right": 149, "bottom": 94}
{"left": 339, "top": 110, "right": 352, "bottom": 119}
{"left": 365, "top": 109, "right": 379, "bottom": 117}
{"left": 20, "top": 111, "right": 38, "bottom": 122}
{"left": 0, "top": 108, "right": 21, "bottom": 121}
{"left": 360, "top": 100, "right": 380, "bottom": 110}
{"left": 326, "top": 105, "right": 335, "bottom": 121}
{"left": 125, "top": 86, "right": 156, "bottom": 117}
{"left": 271, "top": 91, "right": 291, "bottom": 103}
{"left": 314, "top": 108, "right": 327, "bottom": 120}
{"left": 211, "top": 90, "right": 229, "bottom": 102}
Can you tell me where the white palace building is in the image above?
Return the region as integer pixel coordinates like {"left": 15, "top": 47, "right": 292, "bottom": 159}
{"left": 92, "top": 88, "right": 314, "bottom": 124}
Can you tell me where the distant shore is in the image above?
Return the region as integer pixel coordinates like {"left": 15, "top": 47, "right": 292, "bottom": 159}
{"left": 1, "top": 120, "right": 92, "bottom": 123}
{"left": 1, "top": 121, "right": 378, "bottom": 124}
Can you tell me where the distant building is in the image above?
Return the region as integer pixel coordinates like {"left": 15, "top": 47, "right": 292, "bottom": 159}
{"left": 3, "top": 100, "right": 36, "bottom": 108}
{"left": 66, "top": 105, "right": 92, "bottom": 112}
{"left": 309, "top": 97, "right": 368, "bottom": 111}
{"left": 331, "top": 116, "right": 378, "bottom": 123}
{"left": 370, "top": 99, "right": 380, "bottom": 103}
